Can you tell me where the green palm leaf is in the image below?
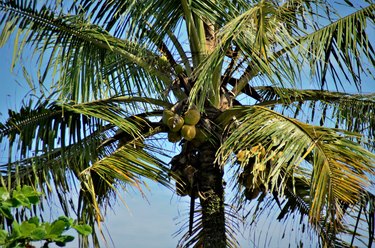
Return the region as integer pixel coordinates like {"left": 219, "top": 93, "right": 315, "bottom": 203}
{"left": 0, "top": 1, "right": 174, "bottom": 102}
{"left": 217, "top": 105, "right": 375, "bottom": 240}
{"left": 297, "top": 3, "right": 375, "bottom": 89}
{"left": 257, "top": 87, "right": 375, "bottom": 147}
{"left": 0, "top": 94, "right": 172, "bottom": 241}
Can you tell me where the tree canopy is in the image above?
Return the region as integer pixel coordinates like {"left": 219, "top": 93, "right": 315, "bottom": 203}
{"left": 0, "top": 0, "right": 374, "bottom": 247}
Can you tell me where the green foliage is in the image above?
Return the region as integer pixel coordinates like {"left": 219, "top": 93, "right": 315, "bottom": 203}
{"left": 0, "top": 186, "right": 41, "bottom": 219}
{"left": 0, "top": 186, "right": 92, "bottom": 248}
{"left": 0, "top": 0, "right": 374, "bottom": 247}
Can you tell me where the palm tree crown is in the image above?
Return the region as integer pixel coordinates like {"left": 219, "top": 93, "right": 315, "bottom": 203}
{"left": 0, "top": 0, "right": 374, "bottom": 247}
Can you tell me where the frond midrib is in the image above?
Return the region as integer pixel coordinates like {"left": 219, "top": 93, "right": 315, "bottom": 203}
{"left": 256, "top": 86, "right": 375, "bottom": 106}
{"left": 0, "top": 108, "right": 63, "bottom": 136}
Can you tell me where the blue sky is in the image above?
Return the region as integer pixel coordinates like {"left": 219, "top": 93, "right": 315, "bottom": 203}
{"left": 0, "top": 43, "right": 29, "bottom": 122}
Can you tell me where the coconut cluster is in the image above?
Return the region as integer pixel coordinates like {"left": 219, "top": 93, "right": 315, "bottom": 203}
{"left": 162, "top": 107, "right": 202, "bottom": 143}
{"left": 170, "top": 151, "right": 198, "bottom": 197}
{"left": 236, "top": 144, "right": 282, "bottom": 200}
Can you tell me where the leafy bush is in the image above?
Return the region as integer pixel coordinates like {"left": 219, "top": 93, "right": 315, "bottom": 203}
{"left": 0, "top": 186, "right": 92, "bottom": 247}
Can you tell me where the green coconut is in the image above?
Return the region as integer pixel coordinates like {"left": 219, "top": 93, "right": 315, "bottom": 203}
{"left": 181, "top": 125, "right": 196, "bottom": 141}
{"left": 162, "top": 109, "right": 175, "bottom": 125}
{"left": 183, "top": 109, "right": 201, "bottom": 125}
{"left": 167, "top": 115, "right": 184, "bottom": 132}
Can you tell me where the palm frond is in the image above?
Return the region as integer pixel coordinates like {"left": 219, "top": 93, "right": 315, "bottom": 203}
{"left": 240, "top": 181, "right": 375, "bottom": 247}
{"left": 188, "top": 0, "right": 315, "bottom": 107}
{"left": 0, "top": 0, "right": 173, "bottom": 102}
{"left": 186, "top": 2, "right": 254, "bottom": 107}
{"left": 1, "top": 131, "right": 103, "bottom": 203}
{"left": 0, "top": 97, "right": 109, "bottom": 213}
{"left": 296, "top": 3, "right": 375, "bottom": 90}
{"left": 0, "top": 94, "right": 171, "bottom": 190}
{"left": 217, "top": 105, "right": 375, "bottom": 243}
{"left": 70, "top": 0, "right": 193, "bottom": 98}
{"left": 63, "top": 97, "right": 170, "bottom": 138}
{"left": 0, "top": 92, "right": 173, "bottom": 183}
{"left": 239, "top": 192, "right": 318, "bottom": 247}
{"left": 213, "top": 1, "right": 375, "bottom": 102}
{"left": 0, "top": 97, "right": 93, "bottom": 159}
{"left": 80, "top": 140, "right": 170, "bottom": 222}
{"left": 0, "top": 94, "right": 173, "bottom": 245}
{"left": 73, "top": 0, "right": 184, "bottom": 40}
{"left": 257, "top": 87, "right": 375, "bottom": 148}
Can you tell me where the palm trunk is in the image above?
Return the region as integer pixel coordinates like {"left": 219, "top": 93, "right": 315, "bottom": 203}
{"left": 198, "top": 141, "right": 226, "bottom": 248}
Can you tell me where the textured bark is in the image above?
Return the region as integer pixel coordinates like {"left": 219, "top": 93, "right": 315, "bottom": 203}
{"left": 198, "top": 141, "right": 226, "bottom": 248}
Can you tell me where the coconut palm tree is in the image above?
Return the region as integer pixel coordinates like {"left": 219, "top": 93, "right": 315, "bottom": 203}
{"left": 0, "top": 0, "right": 375, "bottom": 247}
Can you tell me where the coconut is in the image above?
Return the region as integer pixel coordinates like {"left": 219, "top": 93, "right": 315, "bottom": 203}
{"left": 181, "top": 125, "right": 196, "bottom": 141}
{"left": 167, "top": 114, "right": 184, "bottom": 132}
{"left": 183, "top": 109, "right": 201, "bottom": 125}
{"left": 162, "top": 109, "right": 175, "bottom": 125}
